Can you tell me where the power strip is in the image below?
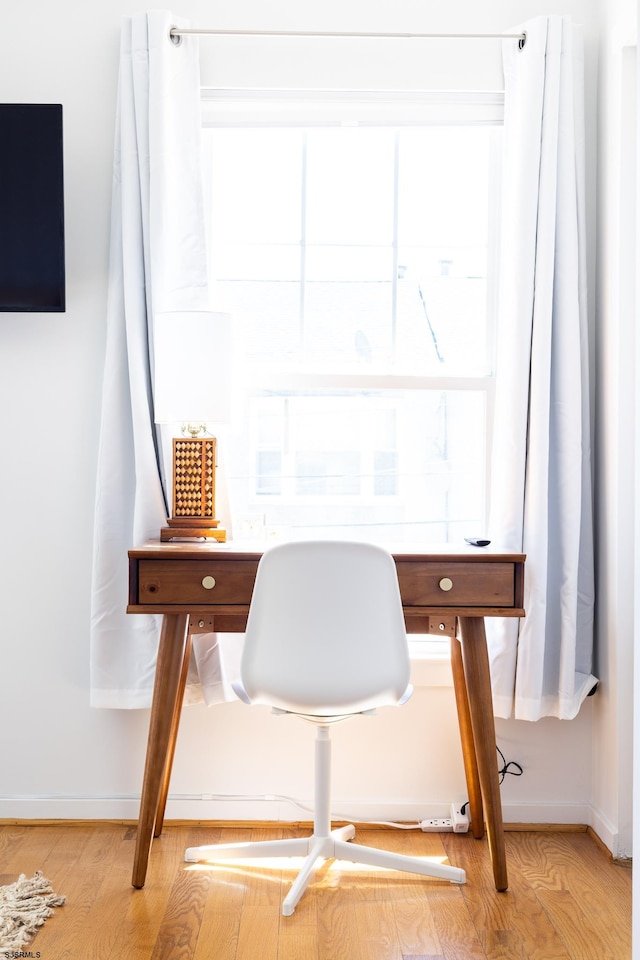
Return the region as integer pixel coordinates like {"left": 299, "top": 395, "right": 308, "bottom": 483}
{"left": 420, "top": 803, "right": 470, "bottom": 833}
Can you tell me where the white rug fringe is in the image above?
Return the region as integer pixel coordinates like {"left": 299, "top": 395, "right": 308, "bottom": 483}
{"left": 0, "top": 871, "right": 66, "bottom": 950}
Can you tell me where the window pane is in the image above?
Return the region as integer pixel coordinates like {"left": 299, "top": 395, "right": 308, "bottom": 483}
{"left": 218, "top": 279, "right": 301, "bottom": 360}
{"left": 213, "top": 243, "right": 300, "bottom": 282}
{"left": 296, "top": 452, "right": 361, "bottom": 495}
{"left": 397, "top": 128, "right": 490, "bottom": 247}
{"left": 256, "top": 451, "right": 282, "bottom": 495}
{"left": 305, "top": 128, "right": 395, "bottom": 245}
{"left": 374, "top": 451, "right": 398, "bottom": 496}
{"left": 395, "top": 265, "right": 488, "bottom": 374}
{"left": 304, "top": 246, "right": 394, "bottom": 368}
{"left": 208, "top": 128, "right": 302, "bottom": 244}
{"left": 227, "top": 390, "right": 486, "bottom": 543}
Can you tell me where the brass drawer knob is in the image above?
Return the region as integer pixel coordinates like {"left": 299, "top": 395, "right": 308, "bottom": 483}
{"left": 439, "top": 577, "right": 453, "bottom": 592}
{"left": 201, "top": 576, "right": 216, "bottom": 590}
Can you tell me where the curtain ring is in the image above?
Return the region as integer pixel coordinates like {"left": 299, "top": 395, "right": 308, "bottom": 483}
{"left": 169, "top": 26, "right": 183, "bottom": 47}
{"left": 518, "top": 32, "right": 527, "bottom": 51}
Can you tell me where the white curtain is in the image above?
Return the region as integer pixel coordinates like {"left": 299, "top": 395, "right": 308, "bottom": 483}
{"left": 90, "top": 11, "right": 213, "bottom": 707}
{"left": 487, "top": 15, "right": 597, "bottom": 720}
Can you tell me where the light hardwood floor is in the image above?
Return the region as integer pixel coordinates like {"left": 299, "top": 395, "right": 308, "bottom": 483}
{"left": 0, "top": 822, "right": 631, "bottom": 959}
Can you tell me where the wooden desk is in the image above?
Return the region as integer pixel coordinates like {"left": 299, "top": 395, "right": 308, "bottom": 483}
{"left": 127, "top": 541, "right": 525, "bottom": 892}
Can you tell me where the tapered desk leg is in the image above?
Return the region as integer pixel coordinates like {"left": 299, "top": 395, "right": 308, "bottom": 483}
{"left": 132, "top": 613, "right": 190, "bottom": 889}
{"left": 154, "top": 623, "right": 194, "bottom": 838}
{"left": 457, "top": 616, "right": 508, "bottom": 892}
{"left": 450, "top": 634, "right": 484, "bottom": 840}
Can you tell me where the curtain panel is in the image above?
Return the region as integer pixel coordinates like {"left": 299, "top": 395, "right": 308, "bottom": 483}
{"left": 90, "top": 11, "right": 210, "bottom": 707}
{"left": 487, "top": 15, "right": 597, "bottom": 720}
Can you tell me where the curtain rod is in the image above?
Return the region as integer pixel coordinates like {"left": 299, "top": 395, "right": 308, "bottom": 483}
{"left": 169, "top": 27, "right": 527, "bottom": 45}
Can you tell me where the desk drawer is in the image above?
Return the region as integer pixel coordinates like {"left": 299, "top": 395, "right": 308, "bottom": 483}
{"left": 397, "top": 561, "right": 516, "bottom": 608}
{"left": 136, "top": 560, "right": 258, "bottom": 606}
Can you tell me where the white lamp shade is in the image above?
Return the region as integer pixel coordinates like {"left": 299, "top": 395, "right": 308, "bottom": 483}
{"left": 153, "top": 311, "right": 233, "bottom": 424}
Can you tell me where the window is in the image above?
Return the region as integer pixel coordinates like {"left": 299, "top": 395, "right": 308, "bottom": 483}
{"left": 202, "top": 96, "right": 502, "bottom": 545}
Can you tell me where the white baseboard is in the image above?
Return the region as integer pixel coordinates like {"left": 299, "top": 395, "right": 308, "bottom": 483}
{"left": 500, "top": 801, "right": 593, "bottom": 826}
{"left": 0, "top": 796, "right": 608, "bottom": 840}
{"left": 588, "top": 805, "right": 623, "bottom": 858}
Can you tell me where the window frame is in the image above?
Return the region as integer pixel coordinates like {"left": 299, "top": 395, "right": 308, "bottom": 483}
{"left": 201, "top": 90, "right": 503, "bottom": 659}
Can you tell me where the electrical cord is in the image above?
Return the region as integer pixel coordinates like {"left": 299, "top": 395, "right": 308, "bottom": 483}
{"left": 460, "top": 744, "right": 523, "bottom": 817}
{"left": 496, "top": 744, "right": 524, "bottom": 784}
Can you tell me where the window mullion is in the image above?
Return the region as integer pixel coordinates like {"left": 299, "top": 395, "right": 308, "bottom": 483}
{"left": 392, "top": 131, "right": 400, "bottom": 362}
{"left": 299, "top": 131, "right": 308, "bottom": 355}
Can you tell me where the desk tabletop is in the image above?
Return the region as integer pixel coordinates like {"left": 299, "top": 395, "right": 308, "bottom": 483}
{"left": 129, "top": 539, "right": 525, "bottom": 564}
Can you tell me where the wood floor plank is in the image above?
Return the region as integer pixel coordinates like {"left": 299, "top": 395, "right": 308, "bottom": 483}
{"left": 276, "top": 903, "right": 320, "bottom": 960}
{"left": 530, "top": 832, "right": 632, "bottom": 932}
{"left": 342, "top": 831, "right": 451, "bottom": 959}
{"left": 315, "top": 892, "right": 367, "bottom": 960}
{"left": 425, "top": 885, "right": 488, "bottom": 960}
{"left": 193, "top": 889, "right": 244, "bottom": 960}
{"left": 444, "top": 828, "right": 634, "bottom": 960}
{"left": 353, "top": 899, "right": 404, "bottom": 959}
{"left": 506, "top": 831, "right": 582, "bottom": 890}
{"left": 107, "top": 826, "right": 195, "bottom": 960}
{"left": 366, "top": 827, "right": 455, "bottom": 901}
{"left": 392, "top": 898, "right": 443, "bottom": 957}
{"left": 191, "top": 829, "right": 247, "bottom": 960}
{"left": 29, "top": 825, "right": 138, "bottom": 960}
{"left": 150, "top": 866, "right": 211, "bottom": 959}
{"left": 219, "top": 826, "right": 286, "bottom": 909}
{"left": 506, "top": 832, "right": 631, "bottom": 959}
{"left": 480, "top": 929, "right": 528, "bottom": 960}
{"left": 186, "top": 826, "right": 249, "bottom": 960}
{"left": 28, "top": 824, "right": 123, "bottom": 957}
{"left": 536, "top": 888, "right": 628, "bottom": 960}
{"left": 400, "top": 955, "right": 446, "bottom": 960}
{"left": 1, "top": 823, "right": 62, "bottom": 878}
{"left": 236, "top": 904, "right": 280, "bottom": 960}
{"left": 0, "top": 824, "right": 35, "bottom": 871}
{"left": 1, "top": 822, "right": 629, "bottom": 960}
{"left": 443, "top": 831, "right": 575, "bottom": 960}
{"left": 101, "top": 826, "right": 184, "bottom": 960}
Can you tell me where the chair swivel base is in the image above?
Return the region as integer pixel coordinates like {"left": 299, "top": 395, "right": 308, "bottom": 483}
{"left": 185, "top": 823, "right": 466, "bottom": 916}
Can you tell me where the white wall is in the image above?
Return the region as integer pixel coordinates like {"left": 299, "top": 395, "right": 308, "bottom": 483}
{"left": 0, "top": 0, "right": 615, "bottom": 844}
{"left": 593, "top": 0, "right": 637, "bottom": 862}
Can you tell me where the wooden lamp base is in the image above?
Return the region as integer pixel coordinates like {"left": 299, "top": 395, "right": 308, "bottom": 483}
{"left": 161, "top": 435, "right": 227, "bottom": 542}
{"left": 160, "top": 518, "right": 227, "bottom": 542}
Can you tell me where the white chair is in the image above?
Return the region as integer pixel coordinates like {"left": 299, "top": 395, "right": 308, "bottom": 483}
{"left": 185, "top": 540, "right": 465, "bottom": 915}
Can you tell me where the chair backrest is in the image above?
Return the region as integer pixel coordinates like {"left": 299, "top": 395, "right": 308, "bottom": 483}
{"left": 239, "top": 540, "right": 411, "bottom": 716}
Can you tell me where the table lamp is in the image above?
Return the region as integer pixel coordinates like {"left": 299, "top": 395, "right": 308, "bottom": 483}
{"left": 153, "top": 310, "right": 233, "bottom": 542}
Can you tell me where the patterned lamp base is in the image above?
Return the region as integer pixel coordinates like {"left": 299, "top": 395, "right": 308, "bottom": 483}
{"left": 161, "top": 436, "right": 226, "bottom": 542}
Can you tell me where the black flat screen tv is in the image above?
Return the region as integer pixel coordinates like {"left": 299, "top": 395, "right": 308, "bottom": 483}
{"left": 0, "top": 103, "right": 65, "bottom": 312}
